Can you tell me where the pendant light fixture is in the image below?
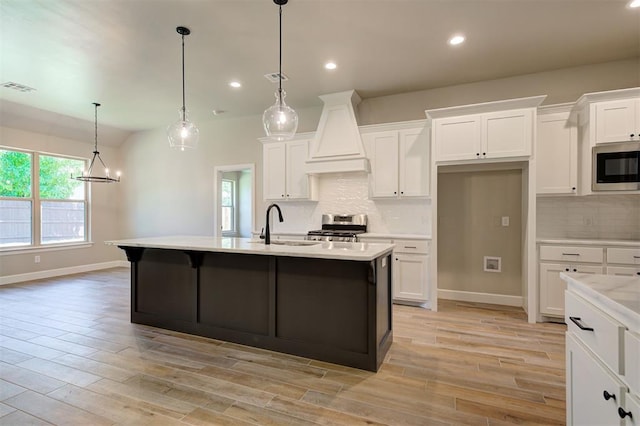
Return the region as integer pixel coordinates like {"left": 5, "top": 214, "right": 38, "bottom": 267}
{"left": 262, "top": 0, "right": 298, "bottom": 141}
{"left": 167, "top": 26, "right": 199, "bottom": 151}
{"left": 72, "top": 103, "right": 121, "bottom": 183}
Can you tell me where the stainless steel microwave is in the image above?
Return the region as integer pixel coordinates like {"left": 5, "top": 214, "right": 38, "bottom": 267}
{"left": 592, "top": 142, "right": 640, "bottom": 191}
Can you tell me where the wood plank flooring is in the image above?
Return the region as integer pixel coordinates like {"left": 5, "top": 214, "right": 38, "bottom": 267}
{"left": 0, "top": 268, "right": 566, "bottom": 425}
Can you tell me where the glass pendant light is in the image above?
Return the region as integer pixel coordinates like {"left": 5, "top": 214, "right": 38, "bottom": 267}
{"left": 71, "top": 103, "right": 121, "bottom": 183}
{"left": 263, "top": 0, "right": 298, "bottom": 141}
{"left": 168, "top": 26, "right": 199, "bottom": 150}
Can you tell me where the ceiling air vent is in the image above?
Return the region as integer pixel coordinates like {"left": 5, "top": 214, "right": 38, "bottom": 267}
{"left": 1, "top": 82, "right": 36, "bottom": 92}
{"left": 263, "top": 72, "right": 289, "bottom": 83}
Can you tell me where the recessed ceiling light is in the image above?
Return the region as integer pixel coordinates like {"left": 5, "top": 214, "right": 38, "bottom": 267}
{"left": 229, "top": 81, "right": 242, "bottom": 88}
{"left": 628, "top": 0, "right": 640, "bottom": 8}
{"left": 324, "top": 62, "right": 337, "bottom": 70}
{"left": 448, "top": 35, "right": 465, "bottom": 46}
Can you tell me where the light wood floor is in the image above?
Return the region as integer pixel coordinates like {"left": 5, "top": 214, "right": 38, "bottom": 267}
{"left": 0, "top": 268, "right": 566, "bottom": 425}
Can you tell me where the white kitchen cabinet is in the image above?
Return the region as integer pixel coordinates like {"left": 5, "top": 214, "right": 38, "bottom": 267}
{"left": 594, "top": 98, "right": 640, "bottom": 144}
{"left": 606, "top": 247, "right": 640, "bottom": 277}
{"left": 566, "top": 333, "right": 626, "bottom": 426}
{"left": 392, "top": 240, "right": 430, "bottom": 306}
{"left": 564, "top": 278, "right": 639, "bottom": 426}
{"left": 262, "top": 138, "right": 317, "bottom": 201}
{"left": 363, "top": 125, "right": 429, "bottom": 198}
{"left": 539, "top": 263, "right": 603, "bottom": 316}
{"left": 432, "top": 115, "right": 482, "bottom": 162}
{"left": 432, "top": 108, "right": 534, "bottom": 162}
{"left": 536, "top": 111, "right": 578, "bottom": 195}
{"left": 538, "top": 244, "right": 604, "bottom": 318}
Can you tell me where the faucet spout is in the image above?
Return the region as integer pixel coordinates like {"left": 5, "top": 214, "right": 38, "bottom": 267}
{"left": 265, "top": 203, "right": 284, "bottom": 245}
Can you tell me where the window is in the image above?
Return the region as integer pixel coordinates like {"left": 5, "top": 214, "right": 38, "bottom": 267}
{"left": 0, "top": 148, "right": 87, "bottom": 248}
{"left": 221, "top": 179, "right": 236, "bottom": 235}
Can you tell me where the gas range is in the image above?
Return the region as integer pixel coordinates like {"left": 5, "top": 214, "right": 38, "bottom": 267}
{"left": 306, "top": 214, "right": 367, "bottom": 242}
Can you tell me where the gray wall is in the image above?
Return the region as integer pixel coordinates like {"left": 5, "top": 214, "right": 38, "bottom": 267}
{"left": 438, "top": 169, "right": 523, "bottom": 296}
{"left": 0, "top": 126, "right": 124, "bottom": 277}
{"left": 358, "top": 58, "right": 640, "bottom": 124}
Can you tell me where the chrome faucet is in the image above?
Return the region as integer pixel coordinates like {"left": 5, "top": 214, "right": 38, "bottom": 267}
{"left": 264, "top": 203, "right": 284, "bottom": 245}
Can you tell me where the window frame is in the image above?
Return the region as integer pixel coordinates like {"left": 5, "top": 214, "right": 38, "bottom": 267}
{"left": 220, "top": 178, "right": 237, "bottom": 236}
{"left": 0, "top": 146, "right": 91, "bottom": 252}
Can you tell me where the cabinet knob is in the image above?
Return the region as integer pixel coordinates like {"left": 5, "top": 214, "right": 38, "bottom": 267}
{"left": 631, "top": 134, "right": 635, "bottom": 138}
{"left": 400, "top": 191, "right": 404, "bottom": 195}
{"left": 572, "top": 187, "right": 576, "bottom": 191}
{"left": 573, "top": 269, "right": 577, "bottom": 272}
{"left": 281, "top": 194, "right": 285, "bottom": 198}
{"left": 482, "top": 152, "right": 486, "bottom": 156}
{"left": 603, "top": 390, "right": 616, "bottom": 401}
{"left": 618, "top": 407, "right": 633, "bottom": 419}
{"left": 565, "top": 268, "right": 570, "bottom": 272}
{"left": 476, "top": 153, "right": 480, "bottom": 157}
{"left": 395, "top": 258, "right": 398, "bottom": 261}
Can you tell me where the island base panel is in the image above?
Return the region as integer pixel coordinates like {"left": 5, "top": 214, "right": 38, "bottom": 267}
{"left": 125, "top": 247, "right": 392, "bottom": 371}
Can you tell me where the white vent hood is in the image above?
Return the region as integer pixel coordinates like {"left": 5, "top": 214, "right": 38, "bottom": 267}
{"left": 306, "top": 90, "right": 370, "bottom": 174}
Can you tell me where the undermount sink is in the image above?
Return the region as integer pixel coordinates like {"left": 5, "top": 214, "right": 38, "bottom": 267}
{"left": 251, "top": 240, "right": 320, "bottom": 247}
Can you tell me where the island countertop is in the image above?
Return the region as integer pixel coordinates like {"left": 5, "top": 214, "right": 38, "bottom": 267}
{"left": 106, "top": 235, "right": 395, "bottom": 262}
{"left": 560, "top": 272, "right": 640, "bottom": 333}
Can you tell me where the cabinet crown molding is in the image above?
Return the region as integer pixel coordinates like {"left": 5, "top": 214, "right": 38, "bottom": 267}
{"left": 425, "top": 95, "right": 547, "bottom": 120}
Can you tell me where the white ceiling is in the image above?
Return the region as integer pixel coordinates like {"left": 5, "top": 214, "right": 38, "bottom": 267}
{"left": 1, "top": 0, "right": 638, "bottom": 146}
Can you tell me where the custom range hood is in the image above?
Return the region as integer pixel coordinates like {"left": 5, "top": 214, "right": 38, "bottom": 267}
{"left": 306, "top": 90, "right": 370, "bottom": 174}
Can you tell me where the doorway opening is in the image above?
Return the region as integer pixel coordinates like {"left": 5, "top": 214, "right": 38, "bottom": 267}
{"left": 213, "top": 164, "right": 255, "bottom": 238}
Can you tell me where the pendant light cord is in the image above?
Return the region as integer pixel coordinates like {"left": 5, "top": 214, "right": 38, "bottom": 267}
{"left": 278, "top": 3, "right": 283, "bottom": 106}
{"left": 181, "top": 33, "right": 186, "bottom": 121}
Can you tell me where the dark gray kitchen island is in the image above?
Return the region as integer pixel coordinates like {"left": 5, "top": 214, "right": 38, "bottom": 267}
{"left": 107, "top": 236, "right": 394, "bottom": 371}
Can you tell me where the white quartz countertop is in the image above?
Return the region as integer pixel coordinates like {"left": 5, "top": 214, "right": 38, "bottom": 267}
{"left": 560, "top": 272, "right": 640, "bottom": 333}
{"left": 538, "top": 238, "right": 640, "bottom": 247}
{"left": 360, "top": 233, "right": 431, "bottom": 240}
{"left": 106, "top": 236, "right": 395, "bottom": 262}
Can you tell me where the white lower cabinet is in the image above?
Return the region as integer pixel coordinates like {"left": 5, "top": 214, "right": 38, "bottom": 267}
{"left": 565, "top": 284, "right": 639, "bottom": 426}
{"left": 539, "top": 263, "right": 603, "bottom": 316}
{"left": 392, "top": 240, "right": 430, "bottom": 306}
{"left": 566, "top": 333, "right": 626, "bottom": 426}
{"left": 538, "top": 244, "right": 605, "bottom": 318}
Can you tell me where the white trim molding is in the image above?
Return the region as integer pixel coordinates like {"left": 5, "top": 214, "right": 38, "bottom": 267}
{"left": 438, "top": 289, "right": 523, "bottom": 307}
{"left": 0, "top": 260, "right": 130, "bottom": 286}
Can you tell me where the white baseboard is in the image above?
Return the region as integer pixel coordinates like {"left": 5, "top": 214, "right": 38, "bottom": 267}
{"left": 0, "top": 261, "right": 130, "bottom": 286}
{"left": 438, "top": 289, "right": 523, "bottom": 307}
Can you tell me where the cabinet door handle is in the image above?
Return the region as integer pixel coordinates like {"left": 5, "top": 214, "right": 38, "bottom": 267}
{"left": 404, "top": 246, "right": 417, "bottom": 249}
{"left": 618, "top": 407, "right": 633, "bottom": 419}
{"left": 633, "top": 256, "right": 640, "bottom": 259}
{"left": 569, "top": 316, "right": 594, "bottom": 331}
{"left": 603, "top": 390, "right": 616, "bottom": 401}
{"left": 562, "top": 253, "right": 580, "bottom": 256}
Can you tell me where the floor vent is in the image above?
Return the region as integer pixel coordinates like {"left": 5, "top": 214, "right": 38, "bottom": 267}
{"left": 1, "top": 81, "right": 36, "bottom": 92}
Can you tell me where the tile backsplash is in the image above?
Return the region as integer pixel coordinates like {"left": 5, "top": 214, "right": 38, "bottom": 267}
{"left": 537, "top": 195, "right": 640, "bottom": 240}
{"left": 267, "top": 172, "right": 431, "bottom": 235}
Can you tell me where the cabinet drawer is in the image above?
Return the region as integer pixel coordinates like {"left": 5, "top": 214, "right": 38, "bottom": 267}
{"left": 608, "top": 247, "right": 640, "bottom": 265}
{"left": 565, "top": 290, "right": 625, "bottom": 374}
{"left": 539, "top": 245, "right": 603, "bottom": 263}
{"left": 625, "top": 330, "right": 640, "bottom": 395}
{"left": 393, "top": 240, "right": 429, "bottom": 254}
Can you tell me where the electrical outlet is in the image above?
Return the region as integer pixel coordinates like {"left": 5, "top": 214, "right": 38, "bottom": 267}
{"left": 34, "top": 255, "right": 40, "bottom": 263}
{"left": 501, "top": 216, "right": 510, "bottom": 227}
